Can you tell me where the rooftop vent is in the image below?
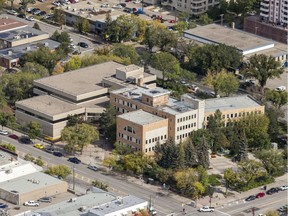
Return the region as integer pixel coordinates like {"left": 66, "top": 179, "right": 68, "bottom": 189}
{"left": 7, "top": 50, "right": 12, "bottom": 55}
{"left": 149, "top": 90, "right": 160, "bottom": 94}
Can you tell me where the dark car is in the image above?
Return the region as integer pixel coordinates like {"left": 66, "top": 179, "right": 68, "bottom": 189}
{"left": 245, "top": 195, "right": 256, "bottom": 201}
{"left": 0, "top": 203, "right": 8, "bottom": 209}
{"left": 8, "top": 134, "right": 19, "bottom": 140}
{"left": 17, "top": 13, "right": 26, "bottom": 18}
{"left": 123, "top": 8, "right": 132, "bottom": 13}
{"left": 68, "top": 157, "right": 81, "bottom": 164}
{"left": 30, "top": 8, "right": 40, "bottom": 13}
{"left": 19, "top": 136, "right": 33, "bottom": 144}
{"left": 77, "top": 42, "right": 88, "bottom": 48}
{"left": 38, "top": 197, "right": 52, "bottom": 203}
{"left": 256, "top": 192, "right": 265, "bottom": 198}
{"left": 53, "top": 151, "right": 63, "bottom": 157}
{"left": 38, "top": 11, "right": 47, "bottom": 16}
{"left": 45, "top": 147, "right": 55, "bottom": 154}
{"left": 120, "top": 3, "right": 126, "bottom": 7}
{"left": 266, "top": 187, "right": 280, "bottom": 195}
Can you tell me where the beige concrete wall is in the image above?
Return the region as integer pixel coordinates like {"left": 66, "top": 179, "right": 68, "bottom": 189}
{"left": 76, "top": 88, "right": 108, "bottom": 101}
{"left": 11, "top": 34, "right": 49, "bottom": 47}
{"left": 0, "top": 188, "right": 19, "bottom": 205}
{"left": 141, "top": 94, "right": 169, "bottom": 107}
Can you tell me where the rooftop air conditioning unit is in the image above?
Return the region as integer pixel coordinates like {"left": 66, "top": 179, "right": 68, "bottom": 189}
{"left": 5, "top": 169, "right": 12, "bottom": 174}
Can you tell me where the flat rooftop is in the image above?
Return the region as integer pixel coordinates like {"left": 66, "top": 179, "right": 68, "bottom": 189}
{"left": 0, "top": 39, "right": 60, "bottom": 60}
{"left": 118, "top": 109, "right": 165, "bottom": 125}
{"left": 36, "top": 190, "right": 117, "bottom": 216}
{"left": 34, "top": 61, "right": 124, "bottom": 97}
{"left": 16, "top": 95, "right": 82, "bottom": 117}
{"left": 0, "top": 17, "right": 27, "bottom": 32}
{"left": 245, "top": 41, "right": 287, "bottom": 58}
{"left": 184, "top": 24, "right": 275, "bottom": 53}
{"left": 0, "top": 171, "right": 65, "bottom": 194}
{"left": 0, "top": 26, "right": 49, "bottom": 42}
{"left": 205, "top": 95, "right": 262, "bottom": 113}
{"left": 117, "top": 64, "right": 142, "bottom": 73}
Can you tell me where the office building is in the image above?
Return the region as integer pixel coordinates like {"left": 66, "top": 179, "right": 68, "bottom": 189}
{"left": 260, "top": 0, "right": 288, "bottom": 25}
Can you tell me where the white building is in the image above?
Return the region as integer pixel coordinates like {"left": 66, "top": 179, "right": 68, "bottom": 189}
{"left": 260, "top": 0, "right": 288, "bottom": 25}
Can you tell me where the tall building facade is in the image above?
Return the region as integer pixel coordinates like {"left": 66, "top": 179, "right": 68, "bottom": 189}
{"left": 260, "top": 0, "right": 288, "bottom": 25}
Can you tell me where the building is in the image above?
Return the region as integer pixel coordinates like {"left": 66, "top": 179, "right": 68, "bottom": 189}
{"left": 0, "top": 17, "right": 27, "bottom": 33}
{"left": 183, "top": 23, "right": 288, "bottom": 66}
{"left": 117, "top": 110, "right": 169, "bottom": 153}
{"left": 154, "top": 0, "right": 220, "bottom": 16}
{"left": 203, "top": 95, "right": 265, "bottom": 127}
{"left": 244, "top": 16, "right": 288, "bottom": 44}
{"left": 260, "top": 0, "right": 288, "bottom": 26}
{"left": 0, "top": 39, "right": 60, "bottom": 68}
{"left": 112, "top": 87, "right": 264, "bottom": 154}
{"left": 0, "top": 147, "right": 68, "bottom": 205}
{"left": 15, "top": 62, "right": 157, "bottom": 138}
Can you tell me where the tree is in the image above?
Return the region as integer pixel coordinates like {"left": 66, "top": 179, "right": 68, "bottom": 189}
{"left": 21, "top": 62, "right": 49, "bottom": 77}
{"left": 173, "top": 21, "right": 196, "bottom": 34}
{"left": 255, "top": 149, "right": 286, "bottom": 177}
{"left": 224, "top": 168, "right": 238, "bottom": 194}
{"left": 150, "top": 52, "right": 181, "bottom": 82}
{"left": 92, "top": 180, "right": 108, "bottom": 191}
{"left": 197, "top": 14, "right": 212, "bottom": 25}
{"left": 81, "top": 18, "right": 90, "bottom": 34}
{"left": 155, "top": 138, "right": 178, "bottom": 169}
{"left": 0, "top": 112, "right": 8, "bottom": 129}
{"left": 19, "top": 0, "right": 34, "bottom": 15}
{"left": 177, "top": 143, "right": 186, "bottom": 169}
{"left": 61, "top": 123, "right": 99, "bottom": 154}
{"left": 236, "top": 128, "right": 248, "bottom": 162}
{"left": 6, "top": 114, "right": 18, "bottom": 132}
{"left": 1, "top": 143, "right": 16, "bottom": 152}
{"left": 112, "top": 44, "right": 141, "bottom": 65}
{"left": 53, "top": 9, "right": 65, "bottom": 25}
{"left": 143, "top": 24, "right": 159, "bottom": 52}
{"left": 46, "top": 165, "right": 72, "bottom": 179}
{"left": 265, "top": 89, "right": 288, "bottom": 109}
{"left": 244, "top": 54, "right": 284, "bottom": 94}
{"left": 265, "top": 210, "right": 280, "bottom": 216}
{"left": 114, "top": 142, "right": 133, "bottom": 155}
{"left": 51, "top": 30, "right": 61, "bottom": 41}
{"left": 66, "top": 114, "right": 84, "bottom": 127}
{"left": 157, "top": 28, "right": 177, "bottom": 51}
{"left": 265, "top": 106, "right": 283, "bottom": 141}
{"left": 122, "top": 153, "right": 149, "bottom": 175}
{"left": 184, "top": 139, "right": 197, "bottom": 167}
{"left": 35, "top": 156, "right": 44, "bottom": 167}
{"left": 27, "top": 121, "right": 42, "bottom": 140}
{"left": 191, "top": 181, "right": 205, "bottom": 206}
{"left": 174, "top": 168, "right": 198, "bottom": 195}
{"left": 64, "top": 56, "right": 81, "bottom": 71}
{"left": 99, "top": 105, "right": 117, "bottom": 143}
{"left": 32, "top": 22, "right": 41, "bottom": 30}
{"left": 51, "top": 31, "right": 71, "bottom": 55}
{"left": 203, "top": 70, "right": 239, "bottom": 97}
{"left": 52, "top": 65, "right": 65, "bottom": 75}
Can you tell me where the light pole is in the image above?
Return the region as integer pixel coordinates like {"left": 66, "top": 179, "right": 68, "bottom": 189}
{"left": 255, "top": 26, "right": 258, "bottom": 35}
{"left": 72, "top": 166, "right": 76, "bottom": 191}
{"left": 220, "top": 14, "right": 224, "bottom": 26}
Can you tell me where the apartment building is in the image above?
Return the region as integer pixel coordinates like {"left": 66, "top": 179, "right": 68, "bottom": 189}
{"left": 15, "top": 62, "right": 157, "bottom": 138}
{"left": 117, "top": 110, "right": 169, "bottom": 153}
{"left": 260, "top": 0, "right": 288, "bottom": 25}
{"left": 160, "top": 0, "right": 220, "bottom": 16}
{"left": 111, "top": 87, "right": 205, "bottom": 145}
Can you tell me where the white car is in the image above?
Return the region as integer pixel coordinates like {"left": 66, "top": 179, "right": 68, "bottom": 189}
{"left": 23, "top": 201, "right": 39, "bottom": 207}
{"left": 0, "top": 130, "right": 8, "bottom": 135}
{"left": 52, "top": 1, "right": 61, "bottom": 6}
{"left": 275, "top": 86, "right": 286, "bottom": 91}
{"left": 112, "top": 4, "right": 123, "bottom": 9}
{"left": 69, "top": 44, "right": 76, "bottom": 49}
{"left": 280, "top": 185, "right": 288, "bottom": 190}
{"left": 199, "top": 206, "right": 215, "bottom": 212}
{"left": 100, "top": 3, "right": 109, "bottom": 7}
{"left": 133, "top": 0, "right": 141, "bottom": 3}
{"left": 88, "top": 165, "right": 98, "bottom": 171}
{"left": 26, "top": 16, "right": 35, "bottom": 21}
{"left": 26, "top": 7, "right": 35, "bottom": 13}
{"left": 7, "top": 10, "right": 18, "bottom": 15}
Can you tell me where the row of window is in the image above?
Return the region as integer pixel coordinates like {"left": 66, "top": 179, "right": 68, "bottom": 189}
{"left": 177, "top": 132, "right": 192, "bottom": 140}
{"left": 177, "top": 122, "right": 196, "bottom": 131}
{"left": 114, "top": 98, "right": 138, "bottom": 109}
{"left": 145, "top": 146, "right": 155, "bottom": 152}
{"left": 124, "top": 126, "right": 135, "bottom": 134}
{"left": 177, "top": 114, "right": 197, "bottom": 123}
{"left": 205, "top": 110, "right": 262, "bottom": 121}
{"left": 118, "top": 133, "right": 140, "bottom": 144}
{"left": 145, "top": 135, "right": 167, "bottom": 144}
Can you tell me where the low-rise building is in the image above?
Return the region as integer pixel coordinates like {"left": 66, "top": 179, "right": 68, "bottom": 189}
{"left": 15, "top": 62, "right": 157, "bottom": 138}
{"left": 0, "top": 17, "right": 27, "bottom": 33}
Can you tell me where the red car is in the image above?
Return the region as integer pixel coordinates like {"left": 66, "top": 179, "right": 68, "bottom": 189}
{"left": 169, "top": 19, "right": 176, "bottom": 23}
{"left": 256, "top": 192, "right": 265, "bottom": 198}
{"left": 8, "top": 134, "right": 19, "bottom": 140}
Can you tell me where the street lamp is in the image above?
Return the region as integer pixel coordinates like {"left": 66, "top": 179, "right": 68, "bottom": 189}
{"left": 72, "top": 166, "right": 76, "bottom": 191}
{"left": 220, "top": 14, "right": 224, "bottom": 26}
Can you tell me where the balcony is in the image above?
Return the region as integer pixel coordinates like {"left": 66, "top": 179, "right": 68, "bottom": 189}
{"left": 260, "top": 12, "right": 269, "bottom": 17}
{"left": 260, "top": 7, "right": 269, "bottom": 12}
{"left": 191, "top": 0, "right": 205, "bottom": 2}
{"left": 191, "top": 3, "right": 205, "bottom": 9}
{"left": 260, "top": 1, "right": 269, "bottom": 7}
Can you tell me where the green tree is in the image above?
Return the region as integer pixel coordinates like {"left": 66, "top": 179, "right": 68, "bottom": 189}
{"left": 61, "top": 123, "right": 99, "bottom": 154}
{"left": 51, "top": 30, "right": 61, "bottom": 41}
{"left": 32, "top": 22, "right": 41, "bottom": 30}
{"left": 244, "top": 54, "right": 284, "bottom": 94}
{"left": 0, "top": 112, "right": 8, "bottom": 129}
{"left": 191, "top": 181, "right": 205, "bottom": 206}
{"left": 173, "top": 21, "right": 196, "bottom": 34}
{"left": 66, "top": 114, "right": 84, "bottom": 127}
{"left": 265, "top": 106, "right": 283, "bottom": 141}
{"left": 265, "top": 89, "right": 288, "bottom": 109}
{"left": 81, "top": 18, "right": 90, "bottom": 34}
{"left": 178, "top": 12, "right": 190, "bottom": 21}
{"left": 122, "top": 153, "right": 149, "bottom": 175}
{"left": 92, "top": 180, "right": 109, "bottom": 191}
{"left": 112, "top": 44, "right": 141, "bottom": 65}
{"left": 157, "top": 28, "right": 177, "bottom": 51}
{"left": 184, "top": 139, "right": 197, "bottom": 167}
{"left": 197, "top": 14, "right": 212, "bottom": 25}
{"left": 51, "top": 31, "right": 71, "bottom": 55}
{"left": 53, "top": 9, "right": 65, "bottom": 25}
{"left": 1, "top": 143, "right": 16, "bottom": 152}
{"left": 64, "top": 56, "right": 81, "bottom": 72}
{"left": 155, "top": 138, "right": 178, "bottom": 169}
{"left": 6, "top": 114, "right": 18, "bottom": 132}
{"left": 224, "top": 167, "right": 238, "bottom": 194}
{"left": 197, "top": 165, "right": 209, "bottom": 190}
{"left": 177, "top": 142, "right": 186, "bottom": 169}
{"left": 46, "top": 165, "right": 72, "bottom": 179}
{"left": 255, "top": 149, "right": 286, "bottom": 177}
{"left": 265, "top": 210, "right": 280, "bottom": 216}
{"left": 236, "top": 128, "right": 248, "bottom": 162}
{"left": 19, "top": 0, "right": 34, "bottom": 15}
{"left": 99, "top": 105, "right": 117, "bottom": 143}
{"left": 27, "top": 121, "right": 42, "bottom": 140}
{"left": 35, "top": 156, "right": 44, "bottom": 167}
{"left": 113, "top": 142, "right": 133, "bottom": 155}
{"left": 143, "top": 22, "right": 162, "bottom": 52}
{"left": 174, "top": 168, "right": 198, "bottom": 195}
{"left": 21, "top": 62, "right": 49, "bottom": 77}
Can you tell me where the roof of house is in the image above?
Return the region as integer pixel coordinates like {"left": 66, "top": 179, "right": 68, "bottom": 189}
{"left": 33, "top": 61, "right": 124, "bottom": 97}
{"left": 204, "top": 95, "right": 263, "bottom": 113}
{"left": 184, "top": 23, "right": 275, "bottom": 52}
{"left": 117, "top": 109, "right": 166, "bottom": 125}
{"left": 0, "top": 39, "right": 60, "bottom": 60}
{"left": 0, "top": 17, "right": 27, "bottom": 32}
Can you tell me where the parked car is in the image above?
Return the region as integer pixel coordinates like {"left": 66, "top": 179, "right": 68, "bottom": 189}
{"left": 53, "top": 151, "right": 63, "bottom": 157}
{"left": 119, "top": 3, "right": 126, "bottom": 7}
{"left": 0, "top": 130, "right": 9, "bottom": 135}
{"left": 88, "top": 165, "right": 98, "bottom": 171}
{"left": 38, "top": 11, "right": 47, "bottom": 16}
{"left": 23, "top": 201, "right": 39, "bottom": 207}
{"left": 125, "top": 0, "right": 132, "bottom": 2}
{"left": 100, "top": 3, "right": 109, "bottom": 7}
{"left": 33, "top": 10, "right": 42, "bottom": 15}
{"left": 69, "top": 43, "right": 76, "bottom": 49}
{"left": 112, "top": 4, "right": 123, "bottom": 9}
{"left": 17, "top": 13, "right": 26, "bottom": 18}
{"left": 133, "top": 0, "right": 141, "bottom": 3}
{"left": 30, "top": 8, "right": 40, "bottom": 14}
{"left": 278, "top": 205, "right": 288, "bottom": 212}
{"left": 199, "top": 206, "right": 215, "bottom": 212}
{"left": 34, "top": 143, "right": 44, "bottom": 149}
{"left": 169, "top": 19, "right": 176, "bottom": 23}
{"left": 7, "top": 10, "right": 18, "bottom": 15}
{"left": 256, "top": 192, "right": 265, "bottom": 198}
{"left": 266, "top": 187, "right": 280, "bottom": 195}
{"left": 245, "top": 195, "right": 256, "bottom": 201}
{"left": 77, "top": 42, "right": 88, "bottom": 48}
{"left": 8, "top": 134, "right": 19, "bottom": 140}
{"left": 19, "top": 136, "right": 33, "bottom": 144}
{"left": 0, "top": 203, "right": 8, "bottom": 209}
{"left": 38, "top": 197, "right": 52, "bottom": 203}
{"left": 72, "top": 50, "right": 81, "bottom": 55}
{"left": 26, "top": 7, "right": 35, "bottom": 13}
{"left": 26, "top": 16, "right": 35, "bottom": 21}
{"left": 52, "top": 1, "right": 61, "bottom": 6}
{"left": 275, "top": 86, "right": 286, "bottom": 91}
{"left": 123, "top": 8, "right": 132, "bottom": 13}
{"left": 45, "top": 147, "right": 55, "bottom": 153}
{"left": 280, "top": 185, "right": 288, "bottom": 190}
{"left": 68, "top": 157, "right": 81, "bottom": 164}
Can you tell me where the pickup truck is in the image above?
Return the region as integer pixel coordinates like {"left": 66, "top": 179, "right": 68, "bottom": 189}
{"left": 199, "top": 206, "right": 215, "bottom": 212}
{"left": 23, "top": 201, "right": 39, "bottom": 207}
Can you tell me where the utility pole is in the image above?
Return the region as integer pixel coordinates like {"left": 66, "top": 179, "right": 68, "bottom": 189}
{"left": 72, "top": 166, "right": 76, "bottom": 191}
{"left": 220, "top": 14, "right": 224, "bottom": 26}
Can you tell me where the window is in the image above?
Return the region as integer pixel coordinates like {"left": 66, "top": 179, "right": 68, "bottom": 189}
{"left": 194, "top": 122, "right": 196, "bottom": 126}
{"left": 164, "top": 135, "right": 167, "bottom": 139}
{"left": 152, "top": 146, "right": 155, "bottom": 150}
{"left": 145, "top": 149, "right": 147, "bottom": 152}
{"left": 239, "top": 113, "right": 241, "bottom": 117}
{"left": 177, "top": 127, "right": 179, "bottom": 131}
{"left": 149, "top": 139, "right": 151, "bottom": 143}
{"left": 227, "top": 114, "right": 229, "bottom": 118}
{"left": 186, "top": 116, "right": 188, "bottom": 121}
{"left": 149, "top": 147, "right": 151, "bottom": 152}
{"left": 177, "top": 136, "right": 179, "bottom": 139}
{"left": 114, "top": 98, "right": 117, "bottom": 102}
{"left": 194, "top": 114, "right": 196, "bottom": 118}
{"left": 146, "top": 98, "right": 149, "bottom": 102}
{"left": 222, "top": 115, "right": 225, "bottom": 119}
{"left": 235, "top": 113, "right": 237, "bottom": 117}
{"left": 118, "top": 133, "right": 121, "bottom": 137}
{"left": 152, "top": 138, "right": 154, "bottom": 142}
{"left": 231, "top": 114, "right": 233, "bottom": 118}
{"left": 161, "top": 135, "right": 163, "bottom": 140}
{"left": 146, "top": 140, "right": 147, "bottom": 144}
